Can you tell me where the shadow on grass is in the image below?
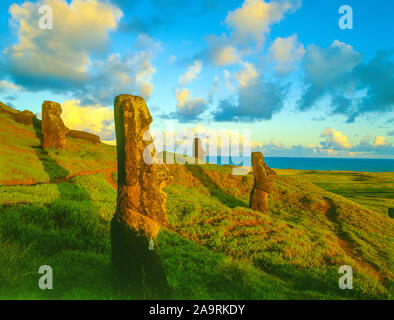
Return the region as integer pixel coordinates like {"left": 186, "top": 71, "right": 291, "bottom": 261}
{"left": 185, "top": 164, "right": 247, "bottom": 208}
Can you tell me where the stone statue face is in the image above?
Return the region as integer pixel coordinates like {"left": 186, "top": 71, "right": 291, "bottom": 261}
{"left": 114, "top": 94, "right": 170, "bottom": 226}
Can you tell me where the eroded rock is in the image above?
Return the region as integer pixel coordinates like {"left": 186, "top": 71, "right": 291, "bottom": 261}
{"left": 111, "top": 94, "right": 171, "bottom": 299}
{"left": 249, "top": 152, "right": 275, "bottom": 213}
{"left": 41, "top": 101, "right": 69, "bottom": 149}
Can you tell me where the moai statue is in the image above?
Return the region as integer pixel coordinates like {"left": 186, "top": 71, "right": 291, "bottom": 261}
{"left": 193, "top": 137, "right": 206, "bottom": 164}
{"left": 41, "top": 101, "right": 69, "bottom": 149}
{"left": 249, "top": 152, "right": 276, "bottom": 213}
{"left": 111, "top": 94, "right": 172, "bottom": 299}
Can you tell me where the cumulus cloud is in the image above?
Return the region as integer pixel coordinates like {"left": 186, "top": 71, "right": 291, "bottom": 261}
{"left": 5, "top": 0, "right": 123, "bottom": 89}
{"left": 225, "top": 0, "right": 298, "bottom": 47}
{"left": 179, "top": 60, "right": 202, "bottom": 86}
{"left": 80, "top": 34, "right": 160, "bottom": 104}
{"left": 299, "top": 40, "right": 362, "bottom": 111}
{"left": 174, "top": 88, "right": 207, "bottom": 122}
{"left": 3, "top": 1, "right": 160, "bottom": 105}
{"left": 201, "top": 34, "right": 242, "bottom": 66}
{"left": 253, "top": 131, "right": 394, "bottom": 158}
{"left": 213, "top": 61, "right": 288, "bottom": 121}
{"left": 212, "top": 45, "right": 241, "bottom": 66}
{"left": 299, "top": 41, "right": 394, "bottom": 122}
{"left": 61, "top": 100, "right": 115, "bottom": 140}
{"left": 234, "top": 61, "right": 259, "bottom": 87}
{"left": 373, "top": 136, "right": 387, "bottom": 147}
{"left": 169, "top": 60, "right": 208, "bottom": 121}
{"left": 352, "top": 135, "right": 394, "bottom": 156}
{"left": 253, "top": 140, "right": 339, "bottom": 157}
{"left": 321, "top": 127, "right": 352, "bottom": 149}
{"left": 269, "top": 34, "right": 305, "bottom": 73}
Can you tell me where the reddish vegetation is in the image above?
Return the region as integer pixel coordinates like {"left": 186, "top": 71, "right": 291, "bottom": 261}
{"left": 1, "top": 167, "right": 117, "bottom": 187}
{"left": 0, "top": 117, "right": 37, "bottom": 139}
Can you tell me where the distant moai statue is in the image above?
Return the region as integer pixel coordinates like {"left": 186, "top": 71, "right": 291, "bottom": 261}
{"left": 111, "top": 94, "right": 172, "bottom": 299}
{"left": 249, "top": 152, "right": 276, "bottom": 213}
{"left": 389, "top": 208, "right": 394, "bottom": 218}
{"left": 41, "top": 101, "right": 69, "bottom": 149}
{"left": 193, "top": 137, "right": 206, "bottom": 164}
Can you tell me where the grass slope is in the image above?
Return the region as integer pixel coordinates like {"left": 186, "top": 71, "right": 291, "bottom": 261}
{"left": 0, "top": 106, "right": 393, "bottom": 299}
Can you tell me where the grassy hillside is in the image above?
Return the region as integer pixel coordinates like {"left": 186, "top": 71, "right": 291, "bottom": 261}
{"left": 0, "top": 106, "right": 393, "bottom": 299}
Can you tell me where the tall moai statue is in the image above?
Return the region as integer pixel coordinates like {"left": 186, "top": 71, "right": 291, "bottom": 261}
{"left": 249, "top": 152, "right": 276, "bottom": 213}
{"left": 193, "top": 137, "right": 206, "bottom": 164}
{"left": 41, "top": 101, "right": 69, "bottom": 149}
{"left": 111, "top": 94, "right": 172, "bottom": 299}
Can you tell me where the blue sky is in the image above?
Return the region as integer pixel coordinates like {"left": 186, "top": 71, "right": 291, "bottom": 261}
{"left": 0, "top": 0, "right": 393, "bottom": 158}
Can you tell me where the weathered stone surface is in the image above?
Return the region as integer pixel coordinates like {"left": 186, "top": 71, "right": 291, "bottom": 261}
{"left": 67, "top": 130, "right": 100, "bottom": 144}
{"left": 111, "top": 94, "right": 171, "bottom": 299}
{"left": 41, "top": 101, "right": 69, "bottom": 149}
{"left": 193, "top": 137, "right": 206, "bottom": 164}
{"left": 249, "top": 152, "right": 275, "bottom": 213}
{"left": 13, "top": 110, "right": 34, "bottom": 126}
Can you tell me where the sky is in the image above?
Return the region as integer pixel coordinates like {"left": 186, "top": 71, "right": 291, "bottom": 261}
{"left": 0, "top": 0, "right": 393, "bottom": 158}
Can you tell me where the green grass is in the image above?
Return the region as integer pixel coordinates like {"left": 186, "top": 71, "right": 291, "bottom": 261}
{"left": 0, "top": 108, "right": 393, "bottom": 299}
{"left": 276, "top": 169, "right": 394, "bottom": 216}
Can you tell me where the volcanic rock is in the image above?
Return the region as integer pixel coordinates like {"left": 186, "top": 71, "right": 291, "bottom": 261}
{"left": 249, "top": 152, "right": 275, "bottom": 213}
{"left": 110, "top": 94, "right": 171, "bottom": 299}
{"left": 41, "top": 101, "right": 69, "bottom": 149}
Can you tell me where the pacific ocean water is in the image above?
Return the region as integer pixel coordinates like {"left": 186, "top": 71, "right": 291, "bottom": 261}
{"left": 208, "top": 156, "right": 394, "bottom": 173}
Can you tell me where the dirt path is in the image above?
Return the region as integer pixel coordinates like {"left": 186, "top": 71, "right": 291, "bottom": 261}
{"left": 323, "top": 197, "right": 386, "bottom": 284}
{"left": 1, "top": 167, "right": 117, "bottom": 188}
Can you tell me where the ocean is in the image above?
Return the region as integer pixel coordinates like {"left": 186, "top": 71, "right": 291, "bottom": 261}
{"left": 208, "top": 156, "right": 394, "bottom": 173}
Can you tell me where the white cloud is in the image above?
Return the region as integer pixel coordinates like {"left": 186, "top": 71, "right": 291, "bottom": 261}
{"left": 175, "top": 88, "right": 207, "bottom": 120}
{"left": 373, "top": 136, "right": 387, "bottom": 147}
{"left": 0, "top": 80, "right": 21, "bottom": 91}
{"left": 321, "top": 127, "right": 352, "bottom": 149}
{"left": 212, "top": 45, "right": 241, "bottom": 66}
{"left": 179, "top": 60, "right": 202, "bottom": 86}
{"left": 225, "top": 0, "right": 296, "bottom": 46}
{"left": 234, "top": 61, "right": 259, "bottom": 87}
{"left": 5, "top": 0, "right": 123, "bottom": 83}
{"left": 61, "top": 100, "right": 115, "bottom": 140}
{"left": 74, "top": 34, "right": 160, "bottom": 104}
{"left": 3, "top": 1, "right": 160, "bottom": 104}
{"left": 269, "top": 34, "right": 305, "bottom": 73}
